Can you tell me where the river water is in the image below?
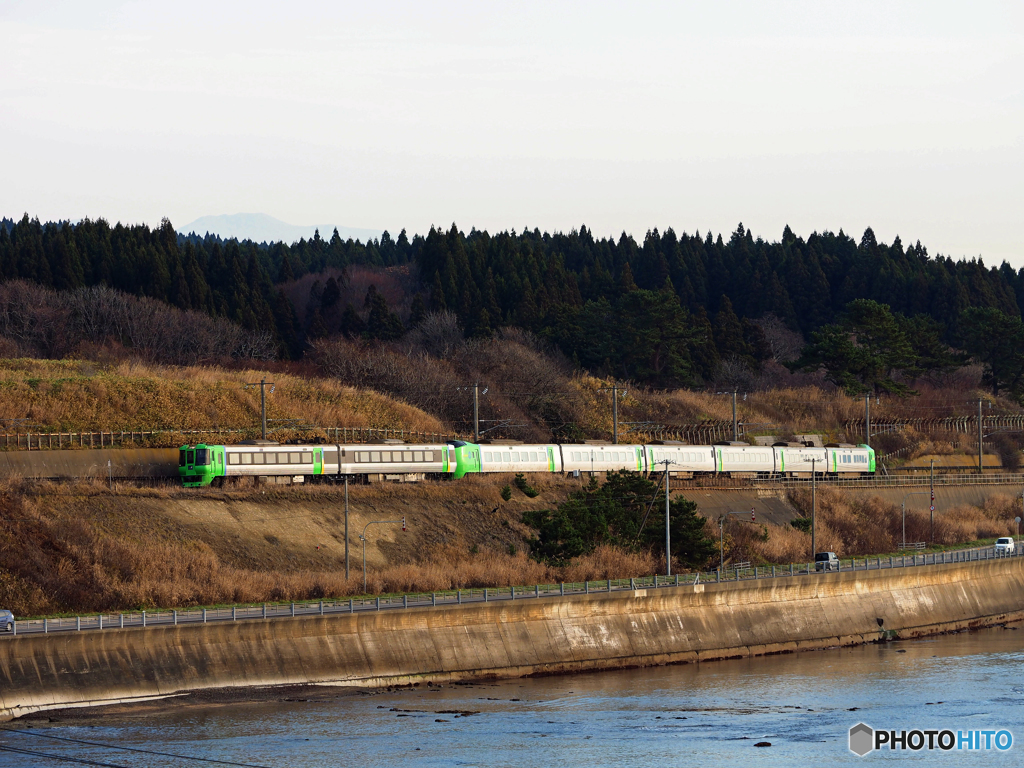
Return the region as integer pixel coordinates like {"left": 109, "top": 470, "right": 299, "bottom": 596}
{"left": 1, "top": 627, "right": 1022, "bottom": 767}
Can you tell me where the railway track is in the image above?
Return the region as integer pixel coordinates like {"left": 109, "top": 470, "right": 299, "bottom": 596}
{"left": 0, "top": 446, "right": 1019, "bottom": 490}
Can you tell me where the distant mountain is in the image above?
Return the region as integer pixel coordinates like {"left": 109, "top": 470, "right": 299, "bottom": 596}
{"left": 179, "top": 213, "right": 384, "bottom": 245}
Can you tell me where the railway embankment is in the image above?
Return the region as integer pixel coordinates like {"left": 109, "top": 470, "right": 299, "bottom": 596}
{"left": 2, "top": 556, "right": 1022, "bottom": 721}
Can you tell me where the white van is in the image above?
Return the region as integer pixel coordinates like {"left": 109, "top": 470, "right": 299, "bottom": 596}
{"left": 995, "top": 537, "right": 1015, "bottom": 554}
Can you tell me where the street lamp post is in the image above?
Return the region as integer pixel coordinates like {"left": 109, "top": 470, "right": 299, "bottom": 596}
{"left": 811, "top": 457, "right": 817, "bottom": 557}
{"left": 900, "top": 491, "right": 930, "bottom": 549}
{"left": 930, "top": 459, "right": 935, "bottom": 543}
{"left": 719, "top": 509, "right": 756, "bottom": 570}
{"left": 360, "top": 518, "right": 406, "bottom": 593}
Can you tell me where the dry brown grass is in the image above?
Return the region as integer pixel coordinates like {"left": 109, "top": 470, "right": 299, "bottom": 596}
{"left": 707, "top": 486, "right": 1019, "bottom": 566}
{"left": 0, "top": 475, "right": 662, "bottom": 616}
{"left": 0, "top": 358, "right": 443, "bottom": 437}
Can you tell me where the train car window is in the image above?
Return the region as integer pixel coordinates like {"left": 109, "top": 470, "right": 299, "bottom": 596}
{"left": 370, "top": 451, "right": 380, "bottom": 462}
{"left": 253, "top": 453, "right": 264, "bottom": 464}
{"left": 186, "top": 449, "right": 195, "bottom": 465}
{"left": 227, "top": 453, "right": 238, "bottom": 465}
{"left": 357, "top": 452, "right": 368, "bottom": 462}
{"left": 302, "top": 453, "right": 313, "bottom": 464}
{"left": 179, "top": 451, "right": 188, "bottom": 467}
{"left": 287, "top": 452, "right": 299, "bottom": 464}
{"left": 483, "top": 451, "right": 491, "bottom": 462}
{"left": 503, "top": 452, "right": 511, "bottom": 462}
{"left": 531, "top": 452, "right": 538, "bottom": 462}
{"left": 241, "top": 454, "right": 252, "bottom": 465}
{"left": 412, "top": 451, "right": 421, "bottom": 462}
{"left": 324, "top": 450, "right": 337, "bottom": 465}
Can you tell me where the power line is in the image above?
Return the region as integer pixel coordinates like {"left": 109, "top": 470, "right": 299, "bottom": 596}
{"left": 0, "top": 728, "right": 273, "bottom": 768}
{"left": 0, "top": 743, "right": 129, "bottom": 767}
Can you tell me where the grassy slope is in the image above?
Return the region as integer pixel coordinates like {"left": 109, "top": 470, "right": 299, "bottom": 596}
{"left": 0, "top": 358, "right": 445, "bottom": 439}
{"left": 0, "top": 474, "right": 1018, "bottom": 617}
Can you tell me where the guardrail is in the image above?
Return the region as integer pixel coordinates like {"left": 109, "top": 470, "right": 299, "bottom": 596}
{"left": 3, "top": 545, "right": 1020, "bottom": 639}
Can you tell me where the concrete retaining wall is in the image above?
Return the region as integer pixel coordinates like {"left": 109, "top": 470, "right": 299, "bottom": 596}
{"left": 2, "top": 559, "right": 1023, "bottom": 720}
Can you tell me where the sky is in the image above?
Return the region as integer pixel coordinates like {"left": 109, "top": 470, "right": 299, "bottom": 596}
{"left": 2, "top": 1, "right": 1023, "bottom": 266}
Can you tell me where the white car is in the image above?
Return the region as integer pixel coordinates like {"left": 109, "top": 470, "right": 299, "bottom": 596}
{"left": 0, "top": 609, "right": 12, "bottom": 632}
{"left": 995, "top": 537, "right": 1015, "bottom": 554}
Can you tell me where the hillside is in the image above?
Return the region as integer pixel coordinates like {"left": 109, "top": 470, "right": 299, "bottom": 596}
{"left": 0, "top": 476, "right": 1016, "bottom": 617}
{"left": 0, "top": 358, "right": 444, "bottom": 440}
{"left": 4, "top": 216, "right": 1024, "bottom": 398}
{"left": 0, "top": 356, "right": 1018, "bottom": 467}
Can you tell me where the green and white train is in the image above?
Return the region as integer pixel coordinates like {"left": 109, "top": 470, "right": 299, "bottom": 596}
{"left": 179, "top": 440, "right": 875, "bottom": 487}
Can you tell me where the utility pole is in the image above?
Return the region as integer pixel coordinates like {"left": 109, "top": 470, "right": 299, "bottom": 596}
{"left": 865, "top": 394, "right": 871, "bottom": 446}
{"left": 656, "top": 460, "right": 674, "bottom": 576}
{"left": 930, "top": 459, "right": 935, "bottom": 543}
{"left": 665, "top": 461, "right": 671, "bottom": 576}
{"left": 473, "top": 383, "right": 480, "bottom": 443}
{"left": 732, "top": 391, "right": 738, "bottom": 441}
{"left": 978, "top": 398, "right": 983, "bottom": 475}
{"left": 344, "top": 475, "right": 350, "bottom": 580}
{"left": 245, "top": 378, "right": 275, "bottom": 440}
{"left": 811, "top": 457, "right": 817, "bottom": 557}
{"left": 719, "top": 515, "right": 725, "bottom": 570}
{"left": 613, "top": 386, "right": 619, "bottom": 445}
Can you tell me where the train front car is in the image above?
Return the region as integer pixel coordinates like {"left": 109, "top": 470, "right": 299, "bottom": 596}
{"left": 448, "top": 441, "right": 482, "bottom": 478}
{"left": 179, "top": 444, "right": 225, "bottom": 487}
{"left": 478, "top": 444, "right": 562, "bottom": 473}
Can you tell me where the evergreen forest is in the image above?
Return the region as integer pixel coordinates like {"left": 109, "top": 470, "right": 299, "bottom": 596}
{"left": 3, "top": 214, "right": 1024, "bottom": 401}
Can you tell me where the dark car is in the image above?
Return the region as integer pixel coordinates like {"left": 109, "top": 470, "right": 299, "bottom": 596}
{"left": 815, "top": 552, "right": 839, "bottom": 572}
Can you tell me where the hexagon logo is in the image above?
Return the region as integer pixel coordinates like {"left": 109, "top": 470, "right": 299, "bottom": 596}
{"left": 849, "top": 722, "right": 874, "bottom": 756}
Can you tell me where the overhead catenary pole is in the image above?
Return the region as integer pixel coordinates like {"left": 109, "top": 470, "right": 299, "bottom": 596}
{"left": 473, "top": 383, "right": 480, "bottom": 443}
{"left": 613, "top": 386, "right": 619, "bottom": 445}
{"left": 978, "top": 398, "right": 983, "bottom": 475}
{"left": 865, "top": 394, "right": 871, "bottom": 446}
{"left": 261, "top": 378, "right": 267, "bottom": 440}
{"left": 732, "top": 391, "right": 738, "bottom": 441}
{"left": 245, "top": 377, "right": 275, "bottom": 440}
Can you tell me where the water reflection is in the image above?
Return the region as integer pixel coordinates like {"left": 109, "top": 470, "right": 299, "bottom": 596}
{"left": 1, "top": 627, "right": 1021, "bottom": 767}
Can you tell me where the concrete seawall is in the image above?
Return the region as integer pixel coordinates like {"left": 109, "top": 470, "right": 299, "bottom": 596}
{"left": 2, "top": 559, "right": 1023, "bottom": 720}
